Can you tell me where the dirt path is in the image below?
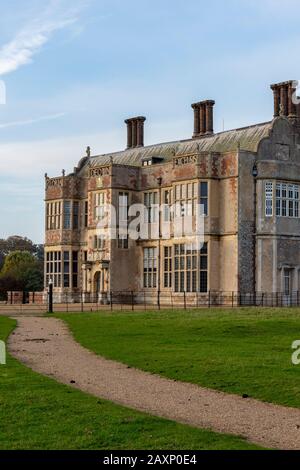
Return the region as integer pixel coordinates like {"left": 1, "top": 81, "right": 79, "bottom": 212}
{"left": 8, "top": 316, "right": 300, "bottom": 450}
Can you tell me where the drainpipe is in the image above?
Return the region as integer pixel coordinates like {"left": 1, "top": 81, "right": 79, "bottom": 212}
{"left": 252, "top": 162, "right": 258, "bottom": 302}
{"left": 157, "top": 177, "right": 163, "bottom": 309}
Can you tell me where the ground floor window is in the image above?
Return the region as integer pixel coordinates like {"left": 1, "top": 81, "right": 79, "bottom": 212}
{"left": 72, "top": 251, "right": 78, "bottom": 288}
{"left": 143, "top": 247, "right": 157, "bottom": 288}
{"left": 164, "top": 246, "right": 172, "bottom": 288}
{"left": 283, "top": 268, "right": 292, "bottom": 295}
{"left": 46, "top": 250, "right": 79, "bottom": 289}
{"left": 174, "top": 243, "right": 208, "bottom": 293}
{"left": 63, "top": 251, "right": 70, "bottom": 287}
{"left": 46, "top": 252, "right": 61, "bottom": 288}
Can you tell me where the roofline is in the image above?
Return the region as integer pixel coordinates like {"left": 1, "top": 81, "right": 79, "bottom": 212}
{"left": 89, "top": 120, "right": 273, "bottom": 160}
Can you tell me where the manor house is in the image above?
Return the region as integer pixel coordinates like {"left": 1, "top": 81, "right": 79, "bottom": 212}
{"left": 44, "top": 80, "right": 300, "bottom": 301}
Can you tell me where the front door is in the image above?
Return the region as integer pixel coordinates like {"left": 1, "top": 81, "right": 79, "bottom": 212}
{"left": 94, "top": 271, "right": 101, "bottom": 293}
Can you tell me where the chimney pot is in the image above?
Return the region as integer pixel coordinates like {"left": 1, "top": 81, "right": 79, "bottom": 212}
{"left": 125, "top": 116, "right": 146, "bottom": 149}
{"left": 205, "top": 100, "right": 215, "bottom": 135}
{"left": 271, "top": 80, "right": 297, "bottom": 119}
{"left": 191, "top": 100, "right": 215, "bottom": 138}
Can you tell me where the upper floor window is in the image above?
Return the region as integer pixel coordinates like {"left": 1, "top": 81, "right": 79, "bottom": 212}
{"left": 144, "top": 192, "right": 158, "bottom": 223}
{"left": 73, "top": 201, "right": 79, "bottom": 230}
{"left": 200, "top": 182, "right": 208, "bottom": 216}
{"left": 276, "top": 183, "right": 299, "bottom": 218}
{"left": 174, "top": 183, "right": 197, "bottom": 217}
{"left": 163, "top": 189, "right": 172, "bottom": 222}
{"left": 94, "top": 234, "right": 106, "bottom": 251}
{"left": 63, "top": 201, "right": 71, "bottom": 229}
{"left": 118, "top": 192, "right": 129, "bottom": 249}
{"left": 46, "top": 201, "right": 61, "bottom": 230}
{"left": 94, "top": 192, "right": 106, "bottom": 222}
{"left": 174, "top": 182, "right": 208, "bottom": 217}
{"left": 265, "top": 182, "right": 273, "bottom": 217}
{"left": 83, "top": 200, "right": 88, "bottom": 228}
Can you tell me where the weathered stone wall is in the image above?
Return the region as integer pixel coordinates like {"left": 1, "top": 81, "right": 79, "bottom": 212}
{"left": 256, "top": 117, "right": 300, "bottom": 292}
{"left": 237, "top": 150, "right": 256, "bottom": 292}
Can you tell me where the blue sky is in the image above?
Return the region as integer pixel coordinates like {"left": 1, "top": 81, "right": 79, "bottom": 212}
{"left": 0, "top": 0, "right": 299, "bottom": 242}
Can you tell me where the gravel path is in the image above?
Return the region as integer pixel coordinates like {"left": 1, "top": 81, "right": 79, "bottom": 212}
{"left": 8, "top": 316, "right": 300, "bottom": 450}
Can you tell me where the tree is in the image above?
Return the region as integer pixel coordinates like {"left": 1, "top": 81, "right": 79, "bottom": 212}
{"left": 0, "top": 251, "right": 43, "bottom": 294}
{"left": 22, "top": 266, "right": 44, "bottom": 292}
{"left": 0, "top": 236, "right": 44, "bottom": 269}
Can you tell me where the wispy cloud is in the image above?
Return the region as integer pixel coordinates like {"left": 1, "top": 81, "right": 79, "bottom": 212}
{"left": 0, "top": 1, "right": 88, "bottom": 76}
{"left": 0, "top": 112, "right": 66, "bottom": 129}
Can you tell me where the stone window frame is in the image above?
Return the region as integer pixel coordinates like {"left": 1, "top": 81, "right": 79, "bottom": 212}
{"left": 118, "top": 191, "right": 129, "bottom": 249}
{"left": 162, "top": 188, "right": 173, "bottom": 223}
{"left": 45, "top": 251, "right": 61, "bottom": 288}
{"left": 275, "top": 182, "right": 299, "bottom": 219}
{"left": 283, "top": 268, "right": 292, "bottom": 295}
{"left": 63, "top": 201, "right": 72, "bottom": 230}
{"left": 200, "top": 181, "right": 209, "bottom": 216}
{"left": 143, "top": 247, "right": 158, "bottom": 288}
{"left": 83, "top": 199, "right": 88, "bottom": 228}
{"left": 62, "top": 200, "right": 81, "bottom": 231}
{"left": 94, "top": 191, "right": 106, "bottom": 222}
{"left": 46, "top": 201, "right": 62, "bottom": 230}
{"left": 174, "top": 242, "right": 208, "bottom": 293}
{"left": 174, "top": 182, "right": 198, "bottom": 218}
{"left": 45, "top": 250, "right": 79, "bottom": 290}
{"left": 144, "top": 191, "right": 159, "bottom": 223}
{"left": 265, "top": 181, "right": 274, "bottom": 217}
{"left": 72, "top": 251, "right": 78, "bottom": 288}
{"left": 163, "top": 246, "right": 172, "bottom": 288}
{"left": 93, "top": 234, "right": 106, "bottom": 251}
{"left": 73, "top": 201, "right": 80, "bottom": 230}
{"left": 173, "top": 181, "right": 209, "bottom": 218}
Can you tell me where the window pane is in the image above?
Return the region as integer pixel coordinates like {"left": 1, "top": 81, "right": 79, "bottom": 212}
{"left": 200, "top": 182, "right": 208, "bottom": 197}
{"left": 63, "top": 201, "right": 71, "bottom": 229}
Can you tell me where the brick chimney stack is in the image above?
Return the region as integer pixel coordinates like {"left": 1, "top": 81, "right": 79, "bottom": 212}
{"left": 192, "top": 100, "right": 215, "bottom": 138}
{"left": 270, "top": 81, "right": 298, "bottom": 119}
{"left": 125, "top": 116, "right": 146, "bottom": 149}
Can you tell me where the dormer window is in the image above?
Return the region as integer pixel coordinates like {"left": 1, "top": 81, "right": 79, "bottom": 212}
{"left": 142, "top": 156, "right": 164, "bottom": 167}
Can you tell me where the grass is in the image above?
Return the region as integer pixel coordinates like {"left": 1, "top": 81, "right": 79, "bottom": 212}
{"left": 0, "top": 316, "right": 261, "bottom": 450}
{"left": 56, "top": 308, "right": 300, "bottom": 409}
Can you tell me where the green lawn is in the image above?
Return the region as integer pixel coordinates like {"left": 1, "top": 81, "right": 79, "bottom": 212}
{"left": 57, "top": 308, "right": 300, "bottom": 409}
{"left": 0, "top": 316, "right": 260, "bottom": 450}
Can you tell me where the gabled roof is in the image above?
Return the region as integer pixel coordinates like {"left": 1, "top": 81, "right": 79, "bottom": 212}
{"left": 86, "top": 121, "right": 273, "bottom": 169}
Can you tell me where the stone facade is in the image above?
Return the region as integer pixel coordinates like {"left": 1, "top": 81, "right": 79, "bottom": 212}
{"left": 44, "top": 80, "right": 300, "bottom": 300}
